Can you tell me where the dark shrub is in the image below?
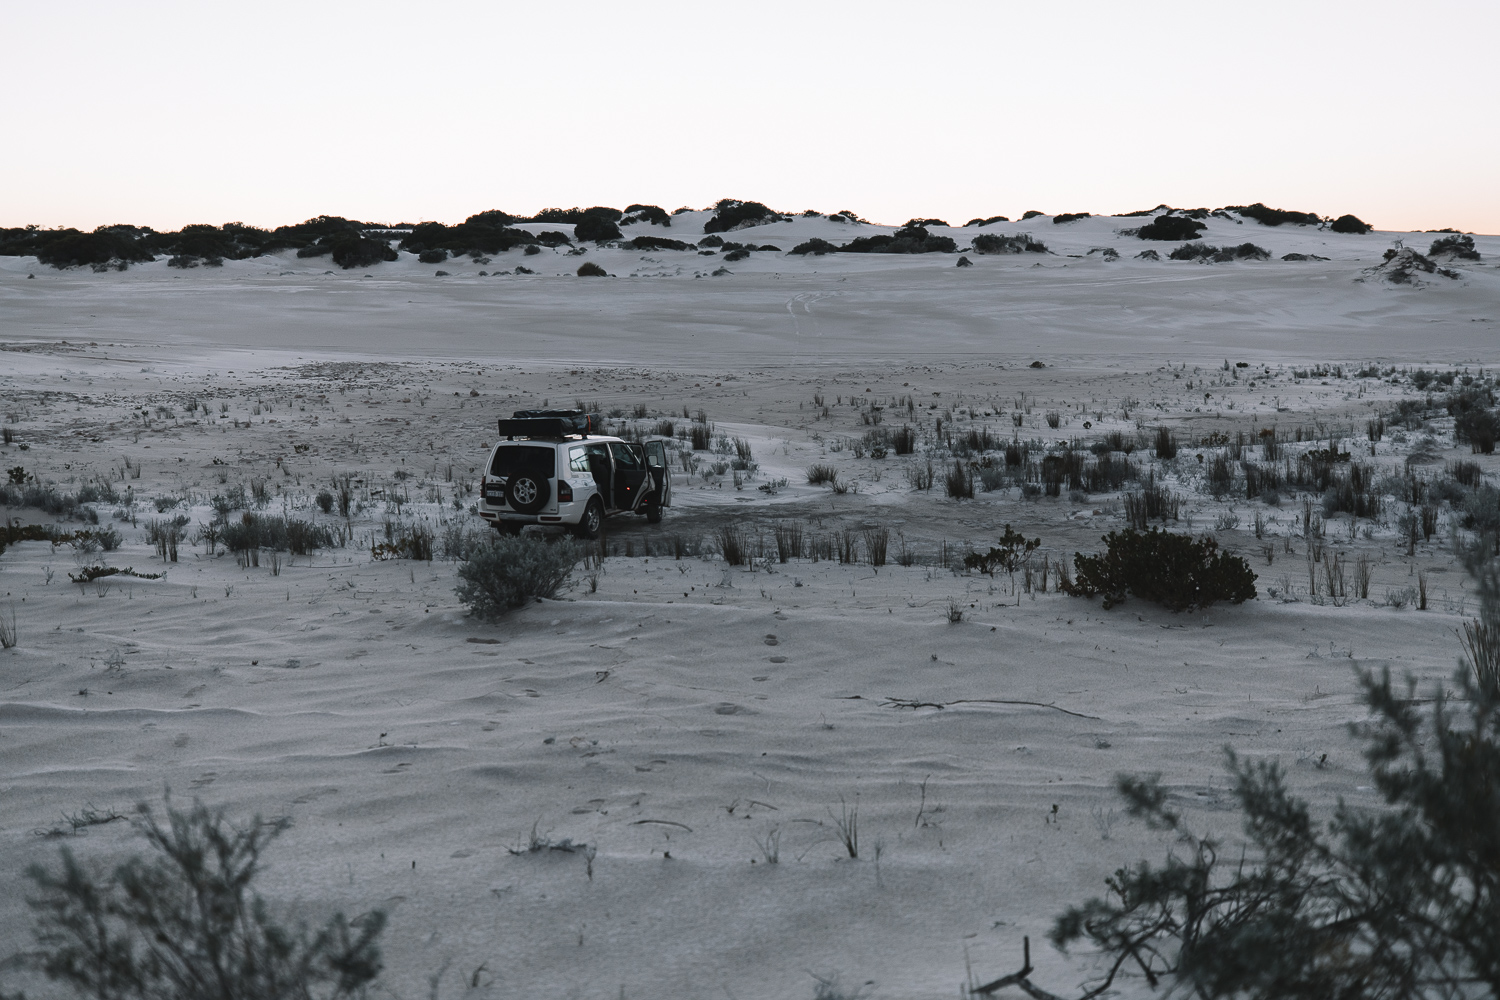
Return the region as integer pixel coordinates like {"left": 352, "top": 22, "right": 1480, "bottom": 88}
{"left": 1021, "top": 211, "right": 1046, "bottom": 220}
{"left": 1282, "top": 252, "right": 1328, "bottom": 261}
{"left": 1225, "top": 202, "right": 1321, "bottom": 226}
{"left": 1429, "top": 233, "right": 1480, "bottom": 260}
{"left": 456, "top": 535, "right": 582, "bottom": 619}
{"left": 530, "top": 206, "right": 622, "bottom": 225}
{"left": 35, "top": 230, "right": 155, "bottom": 269}
{"left": 465, "top": 209, "right": 516, "bottom": 226}
{"left": 724, "top": 249, "right": 749, "bottom": 262}
{"left": 1329, "top": 213, "right": 1372, "bottom": 234}
{"left": 971, "top": 233, "right": 1049, "bottom": 254}
{"left": 534, "top": 231, "right": 572, "bottom": 247}
{"left": 1053, "top": 212, "right": 1091, "bottom": 224}
{"left": 629, "top": 236, "right": 692, "bottom": 252}
{"left": 964, "top": 525, "right": 1041, "bottom": 576}
{"left": 450, "top": 539, "right": 579, "bottom": 617}
{"left": 703, "top": 199, "right": 778, "bottom": 233}
{"left": 418, "top": 249, "right": 447, "bottom": 264}
{"left": 840, "top": 226, "right": 956, "bottom": 254}
{"left": 904, "top": 218, "right": 950, "bottom": 228}
{"left": 1135, "top": 215, "right": 1207, "bottom": 241}
{"left": 295, "top": 245, "right": 331, "bottom": 258}
{"left": 524, "top": 244, "right": 541, "bottom": 256}
{"left": 577, "top": 261, "right": 607, "bottom": 277}
{"left": 789, "top": 237, "right": 838, "bottom": 256}
{"left": 1063, "top": 527, "right": 1256, "bottom": 610}
{"left": 956, "top": 255, "right": 972, "bottom": 267}
{"left": 1136, "top": 249, "right": 1161, "bottom": 260}
{"left": 697, "top": 235, "right": 725, "bottom": 247}
{"left": 1212, "top": 243, "right": 1270, "bottom": 262}
{"left": 574, "top": 216, "right": 622, "bottom": 242}
{"left": 20, "top": 798, "right": 385, "bottom": 1000}
{"left": 964, "top": 215, "right": 1010, "bottom": 226}
{"left": 622, "top": 204, "right": 671, "bottom": 226}
{"left": 513, "top": 265, "right": 534, "bottom": 274}
{"left": 1456, "top": 408, "right": 1500, "bottom": 454}
{"left": 943, "top": 460, "right": 974, "bottom": 499}
{"left": 329, "top": 235, "right": 397, "bottom": 269}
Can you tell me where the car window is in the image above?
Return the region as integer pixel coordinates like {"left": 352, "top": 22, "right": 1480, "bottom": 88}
{"left": 568, "top": 446, "right": 594, "bottom": 474}
{"left": 609, "top": 442, "right": 643, "bottom": 470}
{"left": 489, "top": 445, "right": 555, "bottom": 478}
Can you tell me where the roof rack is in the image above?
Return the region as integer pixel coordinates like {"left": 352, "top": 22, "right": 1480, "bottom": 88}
{"left": 496, "top": 409, "right": 599, "bottom": 440}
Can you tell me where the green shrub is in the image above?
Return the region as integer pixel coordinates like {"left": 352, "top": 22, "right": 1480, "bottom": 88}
{"left": 455, "top": 535, "right": 584, "bottom": 619}
{"left": 573, "top": 216, "right": 621, "bottom": 243}
{"left": 1027, "top": 542, "right": 1500, "bottom": 1000}
{"left": 1133, "top": 216, "right": 1207, "bottom": 241}
{"left": 1225, "top": 202, "right": 1321, "bottom": 226}
{"left": 18, "top": 797, "right": 385, "bottom": 1000}
{"left": 1429, "top": 233, "right": 1481, "bottom": 260}
{"left": 1064, "top": 527, "right": 1256, "bottom": 610}
{"left": 1329, "top": 213, "right": 1372, "bottom": 234}
{"left": 789, "top": 238, "right": 838, "bottom": 256}
{"left": 702, "top": 199, "right": 777, "bottom": 233}
{"left": 971, "top": 233, "right": 1048, "bottom": 254}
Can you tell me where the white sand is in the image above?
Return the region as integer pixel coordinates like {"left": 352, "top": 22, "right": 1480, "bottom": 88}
{"left": 0, "top": 214, "right": 1496, "bottom": 999}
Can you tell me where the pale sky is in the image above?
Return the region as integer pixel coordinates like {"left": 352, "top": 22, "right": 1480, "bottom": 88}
{"left": 5, "top": 0, "right": 1496, "bottom": 234}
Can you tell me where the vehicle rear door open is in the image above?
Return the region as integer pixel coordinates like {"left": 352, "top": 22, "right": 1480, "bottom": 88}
{"left": 609, "top": 442, "right": 649, "bottom": 511}
{"left": 644, "top": 440, "right": 671, "bottom": 507}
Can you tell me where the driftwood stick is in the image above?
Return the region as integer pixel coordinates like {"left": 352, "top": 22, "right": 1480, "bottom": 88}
{"left": 973, "top": 936, "right": 1033, "bottom": 995}
{"left": 884, "top": 697, "right": 1102, "bottom": 721}
{"left": 630, "top": 819, "right": 692, "bottom": 832}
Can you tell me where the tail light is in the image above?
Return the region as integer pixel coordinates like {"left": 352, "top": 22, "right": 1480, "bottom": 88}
{"left": 557, "top": 480, "right": 573, "bottom": 502}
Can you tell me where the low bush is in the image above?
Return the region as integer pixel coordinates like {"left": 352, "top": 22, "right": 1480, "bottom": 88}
{"left": 904, "top": 218, "right": 950, "bottom": 228}
{"left": 723, "top": 249, "right": 749, "bottom": 262}
{"left": 455, "top": 535, "right": 583, "bottom": 619}
{"left": 18, "top": 796, "right": 385, "bottom": 1000}
{"left": 329, "top": 235, "right": 397, "bottom": 269}
{"left": 943, "top": 460, "right": 974, "bottom": 499}
{"left": 574, "top": 216, "right": 621, "bottom": 243}
{"left": 964, "top": 525, "right": 1041, "bottom": 576}
{"left": 1133, "top": 215, "right": 1207, "bottom": 241}
{"left": 1329, "top": 213, "right": 1372, "bottom": 234}
{"left": 1153, "top": 426, "right": 1178, "bottom": 459}
{"left": 840, "top": 226, "right": 957, "bottom": 254}
{"left": 789, "top": 238, "right": 838, "bottom": 256}
{"left": 702, "top": 199, "right": 778, "bottom": 233}
{"left": 964, "top": 215, "right": 1010, "bottom": 226}
{"left": 418, "top": 249, "right": 447, "bottom": 264}
{"left": 1455, "top": 408, "right": 1499, "bottom": 454}
{"left": 1053, "top": 212, "right": 1091, "bottom": 224}
{"left": 628, "top": 236, "right": 691, "bottom": 252}
{"left": 1226, "top": 202, "right": 1321, "bottom": 226}
{"left": 807, "top": 463, "right": 838, "bottom": 486}
{"left": 1063, "top": 527, "right": 1256, "bottom": 610}
{"left": 971, "top": 233, "right": 1049, "bottom": 254}
{"left": 577, "top": 262, "right": 607, "bottom": 277}
{"left": 1429, "top": 233, "right": 1481, "bottom": 260}
{"left": 1021, "top": 211, "right": 1046, "bottom": 220}
{"left": 622, "top": 204, "right": 670, "bottom": 226}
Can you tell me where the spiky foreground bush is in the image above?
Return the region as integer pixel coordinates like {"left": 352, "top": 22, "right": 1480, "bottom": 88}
{"left": 1063, "top": 527, "right": 1255, "bottom": 610}
{"left": 455, "top": 535, "right": 583, "bottom": 619}
{"left": 14, "top": 798, "right": 385, "bottom": 1000}
{"left": 1019, "top": 538, "right": 1500, "bottom": 1000}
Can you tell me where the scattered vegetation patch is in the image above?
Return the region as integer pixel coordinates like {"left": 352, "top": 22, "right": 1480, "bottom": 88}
{"left": 839, "top": 226, "right": 957, "bottom": 255}
{"left": 1225, "top": 202, "right": 1321, "bottom": 226}
{"left": 964, "top": 215, "right": 1010, "bottom": 227}
{"left": 1169, "top": 242, "right": 1270, "bottom": 262}
{"left": 1053, "top": 212, "right": 1091, "bottom": 224}
{"left": 971, "top": 233, "right": 1048, "bottom": 255}
{"left": 1063, "top": 527, "right": 1256, "bottom": 610}
{"left": 621, "top": 204, "right": 671, "bottom": 227}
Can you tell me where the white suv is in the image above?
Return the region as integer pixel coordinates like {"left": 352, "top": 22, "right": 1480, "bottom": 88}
{"left": 478, "top": 411, "right": 672, "bottom": 539}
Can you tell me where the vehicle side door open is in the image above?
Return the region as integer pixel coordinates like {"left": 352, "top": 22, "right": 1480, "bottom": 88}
{"left": 644, "top": 440, "right": 671, "bottom": 507}
{"left": 609, "top": 442, "right": 648, "bottom": 511}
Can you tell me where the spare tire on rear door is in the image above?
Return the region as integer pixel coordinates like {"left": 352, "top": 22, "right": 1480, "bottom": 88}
{"left": 505, "top": 472, "right": 550, "bottom": 513}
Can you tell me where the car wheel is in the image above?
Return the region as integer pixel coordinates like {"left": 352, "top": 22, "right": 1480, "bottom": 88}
{"left": 645, "top": 501, "right": 662, "bottom": 524}
{"left": 505, "top": 473, "right": 550, "bottom": 514}
{"left": 573, "top": 497, "right": 604, "bottom": 540}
